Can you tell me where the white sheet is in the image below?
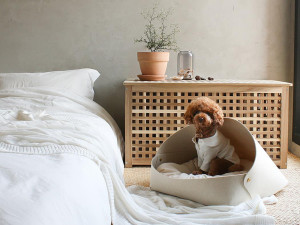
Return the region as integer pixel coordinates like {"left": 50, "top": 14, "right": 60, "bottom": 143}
{"left": 0, "top": 87, "right": 276, "bottom": 225}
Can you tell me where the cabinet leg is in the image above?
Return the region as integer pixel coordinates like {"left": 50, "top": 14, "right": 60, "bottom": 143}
{"left": 125, "top": 161, "right": 132, "bottom": 168}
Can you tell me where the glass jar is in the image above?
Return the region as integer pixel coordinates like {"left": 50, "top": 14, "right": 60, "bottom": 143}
{"left": 177, "top": 51, "right": 193, "bottom": 80}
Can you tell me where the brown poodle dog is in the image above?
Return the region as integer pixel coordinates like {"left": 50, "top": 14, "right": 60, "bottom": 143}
{"left": 184, "top": 97, "right": 243, "bottom": 176}
{"left": 184, "top": 97, "right": 224, "bottom": 139}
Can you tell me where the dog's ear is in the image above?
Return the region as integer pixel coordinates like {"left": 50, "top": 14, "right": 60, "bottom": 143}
{"left": 183, "top": 106, "right": 194, "bottom": 124}
{"left": 213, "top": 107, "right": 224, "bottom": 127}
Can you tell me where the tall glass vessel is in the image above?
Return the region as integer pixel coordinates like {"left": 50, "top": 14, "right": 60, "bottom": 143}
{"left": 177, "top": 51, "right": 193, "bottom": 80}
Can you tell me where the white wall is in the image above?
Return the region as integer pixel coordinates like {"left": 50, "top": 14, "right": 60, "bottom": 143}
{"left": 0, "top": 0, "right": 294, "bottom": 134}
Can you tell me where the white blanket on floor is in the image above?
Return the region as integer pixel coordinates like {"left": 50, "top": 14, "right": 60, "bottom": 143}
{"left": 0, "top": 88, "right": 276, "bottom": 225}
{"left": 127, "top": 186, "right": 277, "bottom": 225}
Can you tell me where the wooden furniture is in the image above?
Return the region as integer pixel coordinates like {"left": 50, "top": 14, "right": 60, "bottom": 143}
{"left": 124, "top": 79, "right": 292, "bottom": 168}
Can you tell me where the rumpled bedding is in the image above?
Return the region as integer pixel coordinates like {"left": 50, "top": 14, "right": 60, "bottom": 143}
{"left": 0, "top": 87, "right": 276, "bottom": 225}
{"left": 0, "top": 87, "right": 124, "bottom": 225}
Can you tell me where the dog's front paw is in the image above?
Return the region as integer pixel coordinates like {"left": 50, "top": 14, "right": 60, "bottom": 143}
{"left": 192, "top": 170, "right": 203, "bottom": 175}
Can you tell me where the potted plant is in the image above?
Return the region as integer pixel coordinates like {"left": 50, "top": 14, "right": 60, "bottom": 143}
{"left": 135, "top": 3, "right": 180, "bottom": 81}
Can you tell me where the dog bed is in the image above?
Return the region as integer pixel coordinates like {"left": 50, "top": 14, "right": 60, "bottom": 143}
{"left": 150, "top": 118, "right": 288, "bottom": 206}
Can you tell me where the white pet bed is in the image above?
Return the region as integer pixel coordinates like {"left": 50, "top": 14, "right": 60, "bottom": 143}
{"left": 150, "top": 118, "right": 288, "bottom": 206}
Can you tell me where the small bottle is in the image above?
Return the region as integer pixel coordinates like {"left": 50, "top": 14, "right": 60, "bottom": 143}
{"left": 177, "top": 51, "right": 193, "bottom": 80}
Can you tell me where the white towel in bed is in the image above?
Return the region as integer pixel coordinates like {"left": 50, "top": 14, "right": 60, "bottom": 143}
{"left": 157, "top": 158, "right": 253, "bottom": 179}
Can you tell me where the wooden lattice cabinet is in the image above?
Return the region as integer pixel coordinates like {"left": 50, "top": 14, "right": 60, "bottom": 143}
{"left": 124, "top": 79, "right": 292, "bottom": 168}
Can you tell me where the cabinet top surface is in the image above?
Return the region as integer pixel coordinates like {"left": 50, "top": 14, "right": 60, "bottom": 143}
{"left": 123, "top": 78, "right": 292, "bottom": 86}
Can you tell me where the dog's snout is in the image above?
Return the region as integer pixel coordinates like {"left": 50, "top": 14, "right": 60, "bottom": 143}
{"left": 194, "top": 112, "right": 213, "bottom": 127}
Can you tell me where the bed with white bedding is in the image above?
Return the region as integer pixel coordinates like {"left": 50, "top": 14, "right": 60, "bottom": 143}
{"left": 0, "top": 69, "right": 124, "bottom": 225}
{"left": 0, "top": 69, "right": 277, "bottom": 225}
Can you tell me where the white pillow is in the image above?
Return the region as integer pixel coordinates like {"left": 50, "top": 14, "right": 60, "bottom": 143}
{"left": 0, "top": 68, "right": 100, "bottom": 99}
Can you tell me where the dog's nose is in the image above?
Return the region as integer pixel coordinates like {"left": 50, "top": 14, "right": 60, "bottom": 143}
{"left": 199, "top": 117, "right": 204, "bottom": 123}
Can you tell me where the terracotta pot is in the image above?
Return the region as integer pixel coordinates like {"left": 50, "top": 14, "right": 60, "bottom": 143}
{"left": 137, "top": 52, "right": 169, "bottom": 75}
{"left": 137, "top": 74, "right": 167, "bottom": 81}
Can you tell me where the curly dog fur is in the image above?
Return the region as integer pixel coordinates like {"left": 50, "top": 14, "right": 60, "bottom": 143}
{"left": 184, "top": 97, "right": 243, "bottom": 176}
{"left": 184, "top": 97, "right": 224, "bottom": 139}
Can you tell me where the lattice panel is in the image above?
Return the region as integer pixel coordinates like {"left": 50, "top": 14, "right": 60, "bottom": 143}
{"left": 130, "top": 91, "right": 282, "bottom": 166}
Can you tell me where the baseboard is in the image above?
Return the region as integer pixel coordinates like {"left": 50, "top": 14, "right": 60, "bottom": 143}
{"left": 290, "top": 141, "right": 300, "bottom": 157}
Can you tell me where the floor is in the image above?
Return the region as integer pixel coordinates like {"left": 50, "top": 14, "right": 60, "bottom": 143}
{"left": 124, "top": 152, "right": 300, "bottom": 225}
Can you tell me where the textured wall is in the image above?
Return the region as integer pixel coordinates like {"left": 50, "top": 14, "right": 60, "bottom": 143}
{"left": 0, "top": 0, "right": 294, "bottom": 134}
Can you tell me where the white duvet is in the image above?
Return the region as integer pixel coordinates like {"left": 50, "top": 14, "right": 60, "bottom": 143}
{"left": 0, "top": 88, "right": 123, "bottom": 225}
{"left": 0, "top": 88, "right": 276, "bottom": 225}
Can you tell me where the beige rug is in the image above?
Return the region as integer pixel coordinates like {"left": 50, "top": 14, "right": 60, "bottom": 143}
{"left": 124, "top": 152, "right": 300, "bottom": 225}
